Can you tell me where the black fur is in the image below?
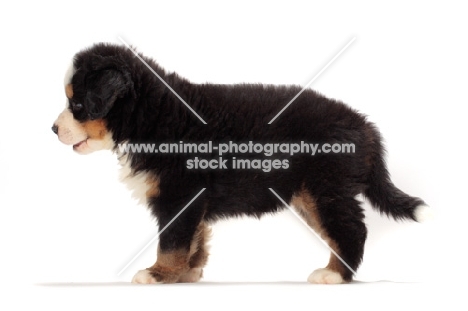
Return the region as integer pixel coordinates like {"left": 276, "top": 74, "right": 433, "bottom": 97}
{"left": 67, "top": 43, "right": 425, "bottom": 281}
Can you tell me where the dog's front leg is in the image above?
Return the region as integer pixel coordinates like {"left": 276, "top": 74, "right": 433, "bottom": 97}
{"left": 132, "top": 246, "right": 191, "bottom": 284}
{"left": 132, "top": 190, "right": 206, "bottom": 284}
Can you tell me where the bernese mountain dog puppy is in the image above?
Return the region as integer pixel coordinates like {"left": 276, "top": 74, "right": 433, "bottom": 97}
{"left": 52, "top": 43, "right": 429, "bottom": 284}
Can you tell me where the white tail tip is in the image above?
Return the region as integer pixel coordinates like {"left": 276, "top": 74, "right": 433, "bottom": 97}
{"left": 414, "top": 204, "right": 433, "bottom": 223}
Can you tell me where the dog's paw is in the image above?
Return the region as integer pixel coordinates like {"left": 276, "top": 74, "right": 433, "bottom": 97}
{"left": 177, "top": 268, "right": 203, "bottom": 283}
{"left": 131, "top": 269, "right": 160, "bottom": 284}
{"left": 307, "top": 268, "right": 343, "bottom": 284}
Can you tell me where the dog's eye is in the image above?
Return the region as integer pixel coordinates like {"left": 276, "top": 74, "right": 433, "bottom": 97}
{"left": 71, "top": 101, "right": 83, "bottom": 111}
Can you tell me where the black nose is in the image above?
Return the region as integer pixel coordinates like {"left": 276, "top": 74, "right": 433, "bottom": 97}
{"left": 51, "top": 124, "right": 59, "bottom": 134}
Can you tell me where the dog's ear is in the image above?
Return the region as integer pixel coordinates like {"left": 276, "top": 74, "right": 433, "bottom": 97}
{"left": 85, "top": 69, "right": 132, "bottom": 120}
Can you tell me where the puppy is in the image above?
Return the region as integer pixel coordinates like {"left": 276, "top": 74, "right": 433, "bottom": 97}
{"left": 52, "top": 43, "right": 429, "bottom": 284}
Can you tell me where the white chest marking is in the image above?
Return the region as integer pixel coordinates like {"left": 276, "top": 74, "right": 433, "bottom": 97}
{"left": 118, "top": 153, "right": 152, "bottom": 207}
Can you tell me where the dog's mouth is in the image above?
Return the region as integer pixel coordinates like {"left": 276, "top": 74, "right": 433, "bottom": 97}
{"left": 73, "top": 138, "right": 88, "bottom": 150}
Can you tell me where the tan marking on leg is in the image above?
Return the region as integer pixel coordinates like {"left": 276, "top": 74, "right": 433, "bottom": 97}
{"left": 82, "top": 119, "right": 108, "bottom": 139}
{"left": 188, "top": 222, "right": 211, "bottom": 269}
{"left": 65, "top": 83, "right": 74, "bottom": 99}
{"left": 177, "top": 222, "right": 211, "bottom": 283}
{"left": 147, "top": 247, "right": 190, "bottom": 284}
{"left": 156, "top": 247, "right": 189, "bottom": 269}
{"left": 291, "top": 188, "right": 346, "bottom": 278}
{"left": 145, "top": 223, "right": 211, "bottom": 284}
{"left": 326, "top": 253, "right": 346, "bottom": 276}
{"left": 176, "top": 268, "right": 203, "bottom": 283}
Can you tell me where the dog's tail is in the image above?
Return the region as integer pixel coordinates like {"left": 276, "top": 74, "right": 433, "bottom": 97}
{"left": 363, "top": 126, "right": 431, "bottom": 222}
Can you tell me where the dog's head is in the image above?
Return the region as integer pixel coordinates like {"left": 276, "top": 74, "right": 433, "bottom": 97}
{"left": 52, "top": 44, "right": 134, "bottom": 154}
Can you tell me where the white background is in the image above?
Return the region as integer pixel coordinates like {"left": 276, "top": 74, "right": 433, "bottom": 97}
{"left": 1, "top": 0, "right": 466, "bottom": 309}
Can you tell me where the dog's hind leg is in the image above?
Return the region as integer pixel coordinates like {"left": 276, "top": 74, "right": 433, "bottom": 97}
{"left": 291, "top": 189, "right": 367, "bottom": 283}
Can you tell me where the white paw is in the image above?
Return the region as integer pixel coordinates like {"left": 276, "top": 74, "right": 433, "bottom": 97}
{"left": 131, "top": 269, "right": 160, "bottom": 284}
{"left": 414, "top": 204, "right": 433, "bottom": 223}
{"left": 177, "top": 268, "right": 203, "bottom": 283}
{"left": 307, "top": 268, "right": 343, "bottom": 284}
